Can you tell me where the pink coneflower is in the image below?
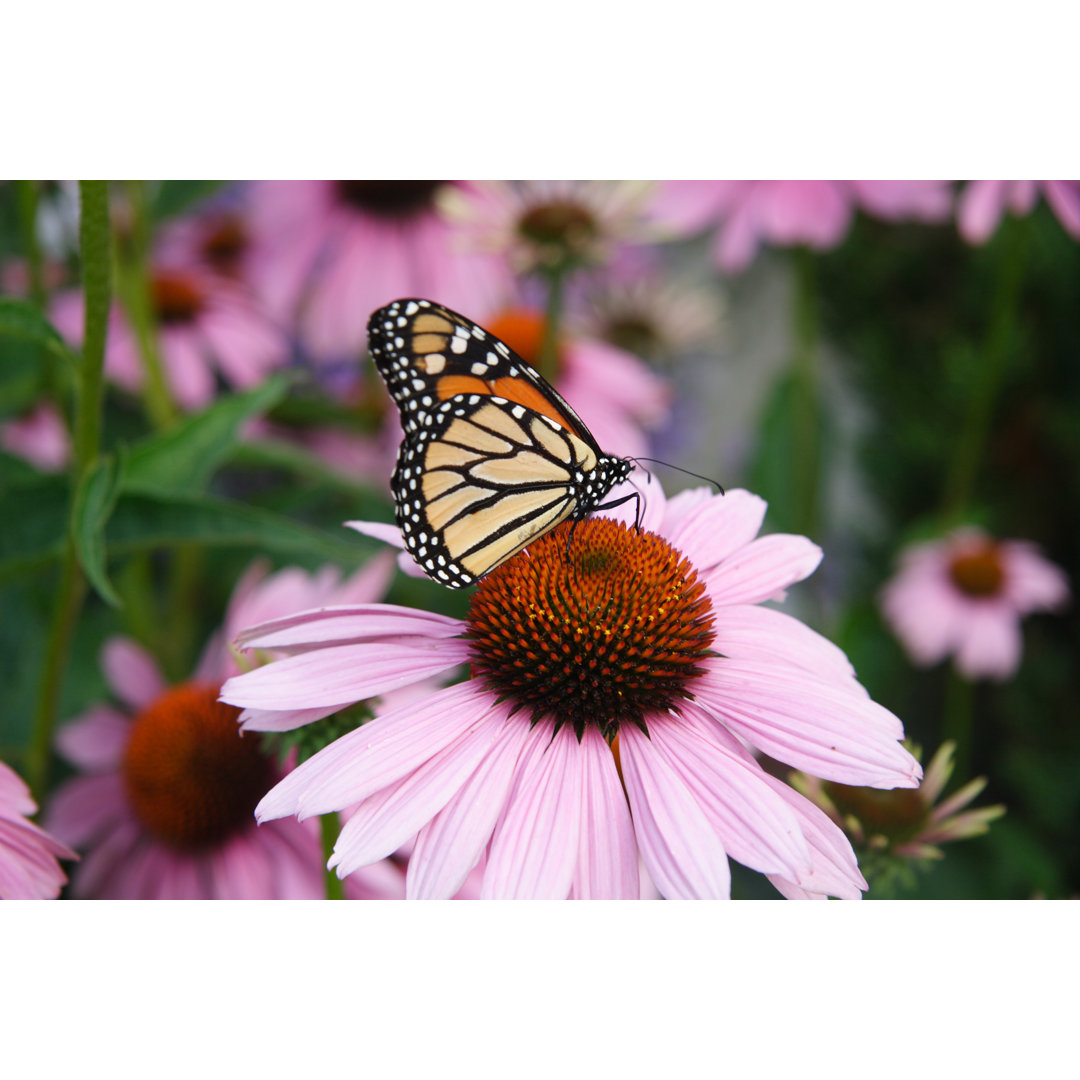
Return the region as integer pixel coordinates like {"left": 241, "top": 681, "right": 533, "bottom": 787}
{"left": 443, "top": 180, "right": 661, "bottom": 278}
{"left": 0, "top": 403, "right": 71, "bottom": 472}
{"left": 651, "top": 181, "right": 953, "bottom": 274}
{"left": 880, "top": 528, "right": 1069, "bottom": 681}
{"left": 43, "top": 557, "right": 405, "bottom": 899}
{"left": 478, "top": 307, "right": 671, "bottom": 459}
{"left": 957, "top": 180, "right": 1080, "bottom": 244}
{"left": 1, "top": 760, "right": 76, "bottom": 899}
{"left": 248, "top": 181, "right": 505, "bottom": 360}
{"left": 51, "top": 258, "right": 289, "bottom": 412}
{"left": 221, "top": 484, "right": 922, "bottom": 900}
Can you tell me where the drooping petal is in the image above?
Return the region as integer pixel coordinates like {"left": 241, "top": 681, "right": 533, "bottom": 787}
{"left": 695, "top": 659, "right": 922, "bottom": 789}
{"left": 254, "top": 681, "right": 490, "bottom": 822}
{"left": 54, "top": 705, "right": 132, "bottom": 771}
{"left": 330, "top": 708, "right": 511, "bottom": 877}
{"left": 482, "top": 724, "right": 583, "bottom": 900}
{"left": 618, "top": 723, "right": 731, "bottom": 899}
{"left": 571, "top": 728, "right": 639, "bottom": 899}
{"left": 953, "top": 606, "right": 1022, "bottom": 681}
{"left": 407, "top": 709, "right": 529, "bottom": 899}
{"left": 650, "top": 707, "right": 812, "bottom": 880}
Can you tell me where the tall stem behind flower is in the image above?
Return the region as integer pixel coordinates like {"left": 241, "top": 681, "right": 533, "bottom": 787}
{"left": 28, "top": 181, "right": 110, "bottom": 800}
{"left": 941, "top": 218, "right": 1029, "bottom": 521}
{"left": 321, "top": 813, "right": 345, "bottom": 900}
{"left": 791, "top": 248, "right": 822, "bottom": 545}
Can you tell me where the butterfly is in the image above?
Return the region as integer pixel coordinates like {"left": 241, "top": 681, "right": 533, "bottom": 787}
{"left": 367, "top": 298, "right": 637, "bottom": 588}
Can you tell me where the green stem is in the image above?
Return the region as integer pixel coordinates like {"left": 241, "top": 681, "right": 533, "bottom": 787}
{"left": 26, "top": 181, "right": 111, "bottom": 800}
{"left": 321, "top": 813, "right": 345, "bottom": 900}
{"left": 941, "top": 218, "right": 1029, "bottom": 521}
{"left": 537, "top": 267, "right": 567, "bottom": 384}
{"left": 15, "top": 181, "right": 46, "bottom": 311}
{"left": 791, "top": 247, "right": 822, "bottom": 543}
{"left": 117, "top": 181, "right": 176, "bottom": 430}
{"left": 943, "top": 666, "right": 975, "bottom": 784}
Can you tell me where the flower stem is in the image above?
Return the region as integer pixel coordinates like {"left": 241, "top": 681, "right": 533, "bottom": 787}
{"left": 116, "top": 180, "right": 176, "bottom": 430}
{"left": 15, "top": 180, "right": 47, "bottom": 311}
{"left": 941, "top": 217, "right": 1029, "bottom": 521}
{"left": 791, "top": 247, "right": 821, "bottom": 543}
{"left": 321, "top": 812, "right": 345, "bottom": 900}
{"left": 942, "top": 666, "right": 975, "bottom": 784}
{"left": 27, "top": 181, "right": 111, "bottom": 800}
{"left": 537, "top": 266, "right": 567, "bottom": 384}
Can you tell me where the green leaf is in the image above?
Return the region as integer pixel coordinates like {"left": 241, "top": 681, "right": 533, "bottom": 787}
{"left": 71, "top": 452, "right": 124, "bottom": 606}
{"left": 0, "top": 298, "right": 76, "bottom": 364}
{"left": 106, "top": 490, "right": 375, "bottom": 566}
{"left": 123, "top": 375, "right": 291, "bottom": 495}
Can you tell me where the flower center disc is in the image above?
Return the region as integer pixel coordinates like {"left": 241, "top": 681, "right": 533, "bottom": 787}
{"left": 151, "top": 269, "right": 207, "bottom": 325}
{"left": 465, "top": 518, "right": 715, "bottom": 740}
{"left": 335, "top": 180, "right": 444, "bottom": 219}
{"left": 122, "top": 683, "right": 275, "bottom": 851}
{"left": 948, "top": 542, "right": 1005, "bottom": 597}
{"left": 199, "top": 213, "right": 249, "bottom": 275}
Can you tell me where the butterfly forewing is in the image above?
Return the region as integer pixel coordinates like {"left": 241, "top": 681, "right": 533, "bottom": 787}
{"left": 368, "top": 299, "right": 635, "bottom": 588}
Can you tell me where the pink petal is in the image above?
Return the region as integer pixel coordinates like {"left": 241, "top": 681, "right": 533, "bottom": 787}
{"left": 408, "top": 713, "right": 530, "bottom": 899}
{"left": 331, "top": 708, "right": 510, "bottom": 877}
{"left": 235, "top": 603, "right": 464, "bottom": 651}
{"left": 958, "top": 181, "right": 1008, "bottom": 245}
{"left": 571, "top": 727, "right": 639, "bottom": 899}
{"left": 255, "top": 680, "right": 491, "bottom": 821}
{"left": 220, "top": 639, "right": 471, "bottom": 710}
{"left": 710, "top": 604, "right": 864, "bottom": 693}
{"left": 703, "top": 534, "right": 823, "bottom": 605}
{"left": 161, "top": 328, "right": 215, "bottom": 410}
{"left": 238, "top": 703, "right": 346, "bottom": 733}
{"left": 102, "top": 637, "right": 165, "bottom": 710}
{"left": 954, "top": 607, "right": 1022, "bottom": 681}
{"left": 1003, "top": 544, "right": 1070, "bottom": 613}
{"left": 618, "top": 723, "right": 731, "bottom": 899}
{"left": 663, "top": 488, "right": 768, "bottom": 573}
{"left": 1041, "top": 180, "right": 1080, "bottom": 238}
{"left": 43, "top": 773, "right": 128, "bottom": 848}
{"left": 759, "top": 774, "right": 866, "bottom": 899}
{"left": 54, "top": 705, "right": 131, "bottom": 771}
{"left": 482, "top": 724, "right": 582, "bottom": 900}
{"left": 694, "top": 658, "right": 922, "bottom": 788}
{"left": 345, "top": 520, "right": 407, "bottom": 550}
{"left": 650, "top": 708, "right": 812, "bottom": 879}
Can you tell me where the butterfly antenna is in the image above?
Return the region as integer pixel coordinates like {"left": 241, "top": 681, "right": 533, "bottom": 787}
{"left": 629, "top": 457, "right": 724, "bottom": 495}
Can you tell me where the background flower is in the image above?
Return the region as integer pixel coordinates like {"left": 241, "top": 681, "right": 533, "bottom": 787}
{"left": 958, "top": 180, "right": 1080, "bottom": 244}
{"left": 880, "top": 528, "right": 1069, "bottom": 680}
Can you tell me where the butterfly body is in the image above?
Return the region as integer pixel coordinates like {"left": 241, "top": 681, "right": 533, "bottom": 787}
{"left": 368, "top": 298, "right": 634, "bottom": 588}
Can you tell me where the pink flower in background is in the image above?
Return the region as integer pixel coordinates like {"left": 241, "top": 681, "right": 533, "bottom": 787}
{"left": 880, "top": 529, "right": 1069, "bottom": 680}
{"left": 248, "top": 181, "right": 505, "bottom": 360}
{"left": 957, "top": 181, "right": 1080, "bottom": 244}
{"left": 0, "top": 403, "right": 70, "bottom": 472}
{"left": 51, "top": 259, "right": 289, "bottom": 412}
{"left": 44, "top": 557, "right": 405, "bottom": 899}
{"left": 651, "top": 181, "right": 953, "bottom": 273}
{"left": 1, "top": 760, "right": 76, "bottom": 899}
{"left": 222, "top": 484, "right": 921, "bottom": 900}
{"left": 442, "top": 180, "right": 662, "bottom": 277}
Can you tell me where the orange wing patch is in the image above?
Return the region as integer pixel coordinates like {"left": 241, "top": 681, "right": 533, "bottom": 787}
{"left": 433, "top": 373, "right": 579, "bottom": 436}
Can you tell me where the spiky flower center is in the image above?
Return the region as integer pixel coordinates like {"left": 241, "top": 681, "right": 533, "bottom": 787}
{"left": 948, "top": 541, "right": 1005, "bottom": 597}
{"left": 151, "top": 268, "right": 207, "bottom": 325}
{"left": 464, "top": 518, "right": 715, "bottom": 740}
{"left": 122, "top": 683, "right": 275, "bottom": 851}
{"left": 335, "top": 180, "right": 444, "bottom": 220}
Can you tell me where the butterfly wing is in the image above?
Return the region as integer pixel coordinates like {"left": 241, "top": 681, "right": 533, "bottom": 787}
{"left": 368, "top": 298, "right": 633, "bottom": 588}
{"left": 368, "top": 298, "right": 602, "bottom": 449}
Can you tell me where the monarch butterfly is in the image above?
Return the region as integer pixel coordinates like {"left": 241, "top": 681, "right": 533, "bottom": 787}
{"left": 368, "top": 298, "right": 637, "bottom": 588}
